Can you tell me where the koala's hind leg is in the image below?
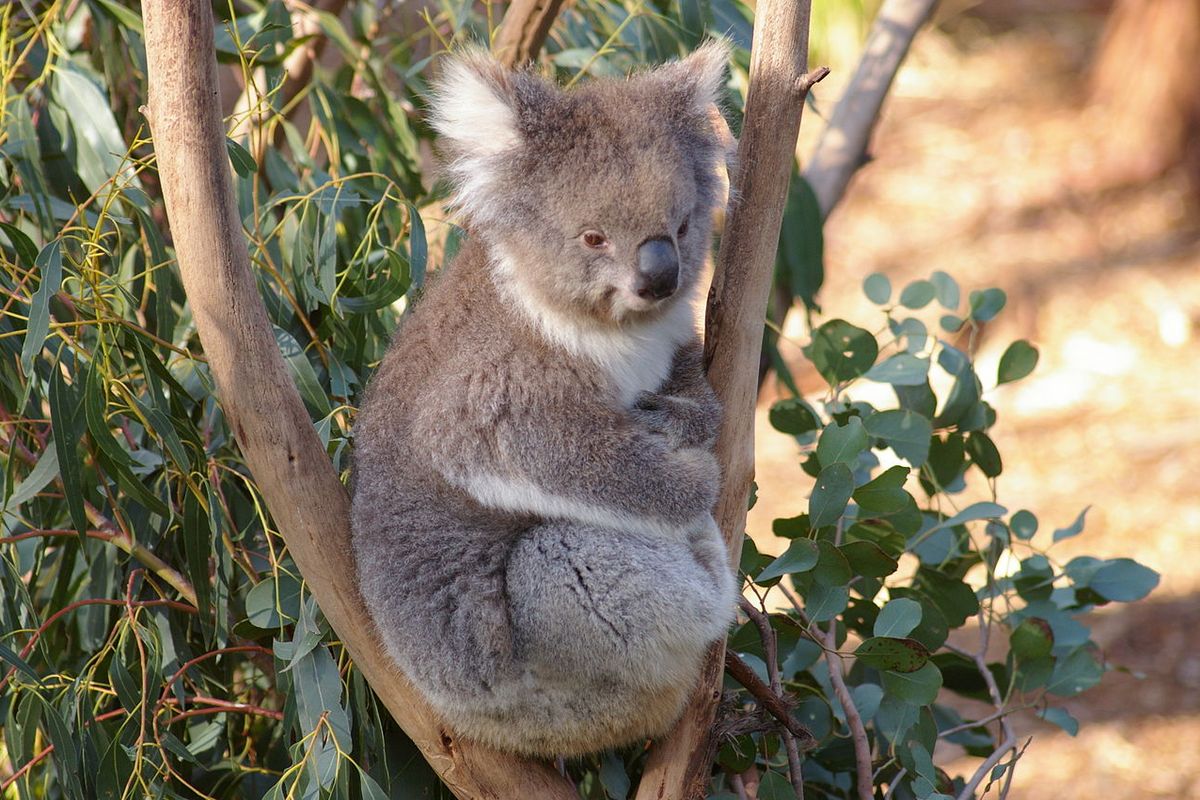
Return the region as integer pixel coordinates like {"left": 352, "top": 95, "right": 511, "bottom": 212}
{"left": 494, "top": 519, "right": 736, "bottom": 753}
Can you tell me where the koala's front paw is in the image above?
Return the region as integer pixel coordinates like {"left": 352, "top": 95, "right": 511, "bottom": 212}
{"left": 633, "top": 392, "right": 719, "bottom": 449}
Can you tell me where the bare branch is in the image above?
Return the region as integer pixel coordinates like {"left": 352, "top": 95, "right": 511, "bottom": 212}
{"left": 491, "top": 0, "right": 569, "bottom": 68}
{"left": 723, "top": 650, "right": 814, "bottom": 744}
{"left": 823, "top": 624, "right": 874, "bottom": 800}
{"left": 804, "top": 0, "right": 940, "bottom": 219}
{"left": 141, "top": 3, "right": 577, "bottom": 798}
{"left": 634, "top": 2, "right": 818, "bottom": 797}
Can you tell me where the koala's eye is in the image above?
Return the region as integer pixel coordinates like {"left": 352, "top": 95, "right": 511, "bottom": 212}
{"left": 582, "top": 231, "right": 608, "bottom": 250}
{"left": 677, "top": 217, "right": 690, "bottom": 238}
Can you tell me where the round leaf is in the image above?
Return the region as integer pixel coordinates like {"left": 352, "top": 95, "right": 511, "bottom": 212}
{"left": 881, "top": 660, "right": 943, "bottom": 704}
{"left": 864, "top": 272, "right": 891, "bottom": 304}
{"left": 998, "top": 339, "right": 1039, "bottom": 384}
{"left": 1010, "top": 617, "right": 1054, "bottom": 660}
{"left": 864, "top": 409, "right": 933, "bottom": 467}
{"left": 874, "top": 598, "right": 923, "bottom": 638}
{"left": 1089, "top": 559, "right": 1160, "bottom": 602}
{"left": 930, "top": 270, "right": 960, "bottom": 309}
{"left": 865, "top": 354, "right": 930, "bottom": 386}
{"left": 756, "top": 538, "right": 820, "bottom": 583}
{"left": 769, "top": 398, "right": 820, "bottom": 436}
{"left": 1011, "top": 509, "right": 1038, "bottom": 540}
{"left": 899, "top": 280, "right": 936, "bottom": 309}
{"left": 804, "top": 319, "right": 878, "bottom": 386}
{"left": 968, "top": 288, "right": 1007, "bottom": 322}
{"left": 816, "top": 417, "right": 868, "bottom": 467}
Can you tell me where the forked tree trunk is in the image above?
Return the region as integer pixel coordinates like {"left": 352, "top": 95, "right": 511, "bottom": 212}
{"left": 142, "top": 1, "right": 814, "bottom": 798}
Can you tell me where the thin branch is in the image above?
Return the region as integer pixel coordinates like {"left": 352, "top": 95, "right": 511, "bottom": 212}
{"left": 955, "top": 735, "right": 1018, "bottom": 800}
{"left": 142, "top": 3, "right": 576, "bottom": 798}
{"left": 736, "top": 597, "right": 809, "bottom": 795}
{"left": 635, "top": 2, "right": 819, "bottom": 797}
{"left": 724, "top": 650, "right": 813, "bottom": 744}
{"left": 823, "top": 623, "right": 873, "bottom": 800}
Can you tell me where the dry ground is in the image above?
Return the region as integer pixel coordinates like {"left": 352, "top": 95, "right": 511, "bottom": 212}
{"left": 747, "top": 7, "right": 1200, "bottom": 797}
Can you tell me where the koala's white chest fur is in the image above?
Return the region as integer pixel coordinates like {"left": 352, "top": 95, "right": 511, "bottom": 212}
{"left": 493, "top": 254, "right": 699, "bottom": 405}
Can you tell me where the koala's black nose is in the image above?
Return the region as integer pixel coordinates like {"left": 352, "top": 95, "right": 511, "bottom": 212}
{"left": 635, "top": 237, "right": 679, "bottom": 301}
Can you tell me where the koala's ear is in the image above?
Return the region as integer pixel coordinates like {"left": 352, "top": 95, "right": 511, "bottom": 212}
{"left": 430, "top": 49, "right": 522, "bottom": 160}
{"left": 654, "top": 39, "right": 732, "bottom": 118}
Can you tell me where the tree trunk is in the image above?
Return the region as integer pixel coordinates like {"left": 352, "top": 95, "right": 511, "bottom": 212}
{"left": 142, "top": 2, "right": 576, "bottom": 798}
{"left": 1090, "top": 0, "right": 1200, "bottom": 188}
{"left": 634, "top": 1, "right": 819, "bottom": 796}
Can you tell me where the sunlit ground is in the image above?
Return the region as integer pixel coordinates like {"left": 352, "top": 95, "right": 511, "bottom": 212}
{"left": 749, "top": 8, "right": 1200, "bottom": 797}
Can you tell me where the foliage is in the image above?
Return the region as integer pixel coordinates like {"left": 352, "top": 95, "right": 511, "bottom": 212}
{"left": 731, "top": 274, "right": 1158, "bottom": 799}
{"left": 0, "top": 3, "right": 1154, "bottom": 800}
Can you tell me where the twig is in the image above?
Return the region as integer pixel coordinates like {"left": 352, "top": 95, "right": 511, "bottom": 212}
{"left": 736, "top": 597, "right": 810, "bottom": 795}
{"left": 822, "top": 619, "right": 874, "bottom": 800}
{"left": 955, "top": 735, "right": 1018, "bottom": 800}
{"left": 724, "top": 650, "right": 813, "bottom": 743}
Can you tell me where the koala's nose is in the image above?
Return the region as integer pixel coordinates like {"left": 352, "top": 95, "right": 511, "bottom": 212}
{"left": 635, "top": 237, "right": 679, "bottom": 301}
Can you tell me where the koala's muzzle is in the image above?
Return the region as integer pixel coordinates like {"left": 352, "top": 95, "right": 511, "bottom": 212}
{"left": 635, "top": 237, "right": 679, "bottom": 301}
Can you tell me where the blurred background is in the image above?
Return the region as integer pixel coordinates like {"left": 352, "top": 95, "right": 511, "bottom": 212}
{"left": 752, "top": 0, "right": 1200, "bottom": 796}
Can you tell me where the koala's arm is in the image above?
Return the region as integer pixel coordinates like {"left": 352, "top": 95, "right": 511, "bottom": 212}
{"left": 632, "top": 341, "right": 722, "bottom": 449}
{"left": 435, "top": 394, "right": 719, "bottom": 536}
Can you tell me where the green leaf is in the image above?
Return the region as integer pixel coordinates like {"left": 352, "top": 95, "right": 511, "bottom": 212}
{"left": 772, "top": 514, "right": 811, "bottom": 539}
{"left": 246, "top": 573, "right": 303, "bottom": 629}
{"left": 853, "top": 465, "right": 912, "bottom": 513}
{"left": 273, "top": 325, "right": 332, "bottom": 418}
{"left": 899, "top": 280, "right": 936, "bottom": 309}
{"left": 841, "top": 540, "right": 898, "bottom": 578}
{"left": 939, "top": 314, "right": 963, "bottom": 333}
{"left": 717, "top": 734, "right": 756, "bottom": 773}
{"left": 49, "top": 360, "right": 87, "bottom": 535}
{"left": 997, "top": 340, "right": 1039, "bottom": 384}
{"left": 813, "top": 540, "right": 853, "bottom": 586}
{"left": 816, "top": 417, "right": 868, "bottom": 467}
{"left": 804, "top": 319, "right": 878, "bottom": 386}
{"left": 874, "top": 598, "right": 923, "bottom": 638}
{"left": 930, "top": 271, "right": 959, "bottom": 309}
{"left": 915, "top": 569, "right": 980, "bottom": 628}
{"left": 881, "top": 661, "right": 943, "bottom": 704}
{"left": 0, "top": 222, "right": 38, "bottom": 267}
{"left": 1089, "top": 559, "right": 1160, "bottom": 602}
{"left": 407, "top": 202, "right": 428, "bottom": 290}
{"left": 1011, "top": 509, "right": 1038, "bottom": 540}
{"left": 20, "top": 240, "right": 63, "bottom": 375}
{"left": 865, "top": 354, "right": 930, "bottom": 386}
{"left": 1010, "top": 617, "right": 1054, "bottom": 660}
{"left": 757, "top": 771, "right": 799, "bottom": 800}
{"left": 756, "top": 538, "right": 819, "bottom": 583}
{"left": 1046, "top": 646, "right": 1104, "bottom": 697}
{"left": 768, "top": 398, "right": 820, "bottom": 436}
{"left": 1039, "top": 707, "right": 1079, "bottom": 736}
{"left": 599, "top": 751, "right": 631, "bottom": 800}
{"left": 776, "top": 175, "right": 825, "bottom": 311}
{"left": 1052, "top": 507, "right": 1090, "bottom": 542}
{"left": 864, "top": 409, "right": 933, "bottom": 467}
{"left": 810, "top": 463, "right": 854, "bottom": 527}
{"left": 804, "top": 584, "right": 849, "bottom": 622}
{"left": 863, "top": 273, "right": 891, "bottom": 304}
{"left": 856, "top": 637, "right": 930, "bottom": 673}
{"left": 225, "top": 137, "right": 258, "bottom": 176}
{"left": 966, "top": 431, "right": 1002, "bottom": 478}
{"left": 968, "top": 288, "right": 1007, "bottom": 322}
{"left": 4, "top": 442, "right": 59, "bottom": 515}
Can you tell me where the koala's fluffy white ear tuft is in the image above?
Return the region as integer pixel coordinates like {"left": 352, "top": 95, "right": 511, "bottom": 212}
{"left": 658, "top": 39, "right": 732, "bottom": 118}
{"left": 429, "top": 50, "right": 522, "bottom": 221}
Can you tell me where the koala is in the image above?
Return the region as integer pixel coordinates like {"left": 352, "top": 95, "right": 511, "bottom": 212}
{"left": 350, "top": 41, "right": 738, "bottom": 758}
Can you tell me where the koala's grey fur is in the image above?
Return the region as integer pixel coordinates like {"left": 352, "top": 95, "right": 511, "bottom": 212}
{"left": 351, "top": 42, "right": 738, "bottom": 758}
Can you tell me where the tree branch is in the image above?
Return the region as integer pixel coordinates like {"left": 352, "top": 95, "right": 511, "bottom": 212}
{"left": 141, "top": 3, "right": 576, "bottom": 798}
{"left": 634, "top": 2, "right": 818, "bottom": 798}
{"left": 490, "top": 0, "right": 569, "bottom": 68}
{"left": 804, "top": 0, "right": 939, "bottom": 219}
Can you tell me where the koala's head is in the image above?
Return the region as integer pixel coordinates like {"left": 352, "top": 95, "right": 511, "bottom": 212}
{"left": 430, "top": 41, "right": 733, "bottom": 326}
